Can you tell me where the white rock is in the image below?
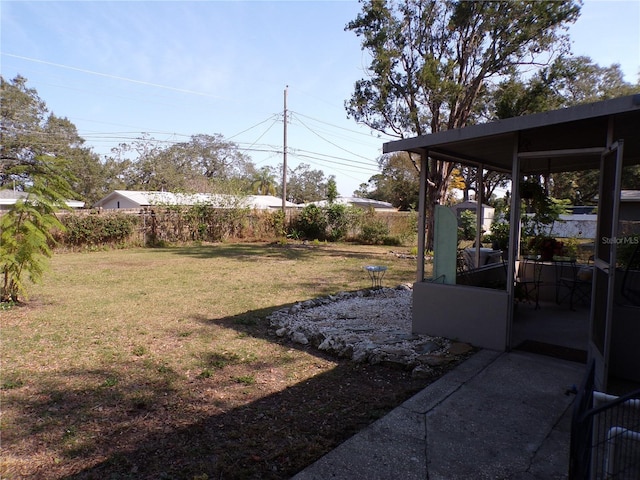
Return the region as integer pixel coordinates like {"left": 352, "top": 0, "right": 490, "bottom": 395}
{"left": 292, "top": 332, "right": 309, "bottom": 345}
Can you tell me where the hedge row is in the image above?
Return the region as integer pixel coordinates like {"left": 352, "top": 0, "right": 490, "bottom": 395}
{"left": 52, "top": 206, "right": 417, "bottom": 249}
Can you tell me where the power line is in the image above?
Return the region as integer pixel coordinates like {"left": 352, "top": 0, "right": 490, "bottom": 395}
{"left": 287, "top": 151, "right": 376, "bottom": 187}
{"left": 290, "top": 112, "right": 379, "bottom": 164}
{"left": 3, "top": 55, "right": 387, "bottom": 180}
{"left": 291, "top": 110, "right": 395, "bottom": 142}
{"left": 1, "top": 53, "right": 226, "bottom": 99}
{"left": 290, "top": 151, "right": 379, "bottom": 174}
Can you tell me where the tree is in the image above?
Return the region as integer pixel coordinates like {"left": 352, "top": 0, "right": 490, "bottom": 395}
{"left": 282, "top": 163, "right": 327, "bottom": 204}
{"left": 0, "top": 76, "right": 77, "bottom": 301}
{"left": 359, "top": 152, "right": 419, "bottom": 210}
{"left": 494, "top": 56, "right": 640, "bottom": 119}
{"left": 1, "top": 75, "right": 107, "bottom": 206}
{"left": 1, "top": 156, "right": 76, "bottom": 302}
{"left": 41, "top": 115, "right": 105, "bottom": 205}
{"left": 108, "top": 133, "right": 256, "bottom": 194}
{"left": 326, "top": 175, "right": 339, "bottom": 203}
{"left": 455, "top": 166, "right": 510, "bottom": 206}
{"left": 345, "top": 0, "right": 581, "bottom": 249}
{"left": 166, "top": 133, "right": 255, "bottom": 187}
{"left": 492, "top": 56, "right": 640, "bottom": 203}
{"left": 251, "top": 167, "right": 278, "bottom": 195}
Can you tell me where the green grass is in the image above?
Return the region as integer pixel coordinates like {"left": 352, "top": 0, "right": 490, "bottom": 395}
{"left": 0, "top": 242, "right": 429, "bottom": 479}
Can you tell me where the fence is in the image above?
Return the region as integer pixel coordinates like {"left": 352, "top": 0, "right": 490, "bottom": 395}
{"left": 570, "top": 360, "right": 640, "bottom": 479}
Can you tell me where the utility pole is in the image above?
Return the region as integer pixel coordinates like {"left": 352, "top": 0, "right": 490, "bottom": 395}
{"left": 282, "top": 85, "right": 288, "bottom": 213}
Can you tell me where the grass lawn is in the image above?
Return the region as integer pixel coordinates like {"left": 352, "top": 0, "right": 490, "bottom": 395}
{"left": 1, "top": 242, "right": 446, "bottom": 479}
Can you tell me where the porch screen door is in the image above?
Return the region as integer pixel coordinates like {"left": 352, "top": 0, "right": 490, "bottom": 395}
{"left": 589, "top": 140, "right": 624, "bottom": 391}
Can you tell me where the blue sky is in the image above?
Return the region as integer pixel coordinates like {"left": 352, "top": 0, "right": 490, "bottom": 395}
{"left": 1, "top": 1, "right": 639, "bottom": 197}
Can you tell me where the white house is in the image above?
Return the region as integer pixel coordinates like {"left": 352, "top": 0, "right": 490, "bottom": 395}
{"left": 306, "top": 196, "right": 396, "bottom": 212}
{"left": 0, "top": 189, "right": 85, "bottom": 211}
{"left": 92, "top": 190, "right": 300, "bottom": 211}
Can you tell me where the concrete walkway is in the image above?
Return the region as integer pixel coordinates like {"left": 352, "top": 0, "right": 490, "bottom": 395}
{"left": 292, "top": 350, "right": 585, "bottom": 480}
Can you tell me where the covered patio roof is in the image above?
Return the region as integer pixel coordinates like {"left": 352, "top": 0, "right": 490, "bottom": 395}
{"left": 380, "top": 95, "right": 640, "bottom": 360}
{"left": 383, "top": 94, "right": 640, "bottom": 174}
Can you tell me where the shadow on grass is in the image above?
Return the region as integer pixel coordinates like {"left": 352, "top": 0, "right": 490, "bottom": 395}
{"left": 163, "top": 242, "right": 398, "bottom": 263}
{"left": 58, "top": 361, "right": 427, "bottom": 480}
{"left": 4, "top": 301, "right": 437, "bottom": 480}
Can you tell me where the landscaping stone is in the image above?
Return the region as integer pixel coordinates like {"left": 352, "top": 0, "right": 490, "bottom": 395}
{"left": 267, "top": 286, "right": 474, "bottom": 371}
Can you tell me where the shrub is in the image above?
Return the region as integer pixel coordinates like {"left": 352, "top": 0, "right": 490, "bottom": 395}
{"left": 458, "top": 209, "right": 477, "bottom": 241}
{"left": 382, "top": 235, "right": 402, "bottom": 246}
{"left": 325, "top": 203, "right": 350, "bottom": 241}
{"left": 294, "top": 204, "right": 328, "bottom": 240}
{"left": 488, "top": 221, "right": 510, "bottom": 250}
{"left": 62, "top": 213, "right": 136, "bottom": 247}
{"left": 270, "top": 210, "right": 286, "bottom": 237}
{"left": 359, "top": 219, "right": 390, "bottom": 245}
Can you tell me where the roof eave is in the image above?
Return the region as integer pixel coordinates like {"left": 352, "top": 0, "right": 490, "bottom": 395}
{"left": 383, "top": 94, "right": 640, "bottom": 155}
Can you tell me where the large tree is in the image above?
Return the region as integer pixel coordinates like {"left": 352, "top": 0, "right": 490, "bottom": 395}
{"left": 492, "top": 56, "right": 640, "bottom": 203}
{"left": 108, "top": 133, "right": 256, "bottom": 193}
{"left": 281, "top": 163, "right": 327, "bottom": 204}
{"left": 456, "top": 166, "right": 510, "bottom": 205}
{"left": 357, "top": 152, "right": 420, "bottom": 210}
{"left": 345, "top": 0, "right": 581, "bottom": 249}
{"left": 494, "top": 56, "right": 640, "bottom": 119}
{"left": 1, "top": 75, "right": 105, "bottom": 205}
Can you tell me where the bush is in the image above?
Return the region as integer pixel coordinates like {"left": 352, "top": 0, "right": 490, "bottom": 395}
{"left": 325, "top": 203, "right": 350, "bottom": 241}
{"left": 61, "top": 213, "right": 137, "bottom": 247}
{"left": 488, "top": 221, "right": 510, "bottom": 250}
{"left": 359, "top": 219, "right": 390, "bottom": 245}
{"left": 270, "top": 210, "right": 286, "bottom": 238}
{"left": 458, "top": 209, "right": 477, "bottom": 241}
{"left": 293, "top": 204, "right": 328, "bottom": 240}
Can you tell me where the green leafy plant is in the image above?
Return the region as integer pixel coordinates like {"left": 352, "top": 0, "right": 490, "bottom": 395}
{"left": 325, "top": 203, "right": 349, "bottom": 241}
{"left": 1, "top": 157, "right": 75, "bottom": 302}
{"left": 294, "top": 204, "right": 328, "bottom": 240}
{"left": 489, "top": 222, "right": 510, "bottom": 250}
{"left": 520, "top": 180, "right": 568, "bottom": 238}
{"left": 359, "top": 218, "right": 390, "bottom": 245}
{"left": 458, "top": 209, "right": 477, "bottom": 241}
{"left": 563, "top": 237, "right": 579, "bottom": 259}
{"left": 62, "top": 213, "right": 137, "bottom": 248}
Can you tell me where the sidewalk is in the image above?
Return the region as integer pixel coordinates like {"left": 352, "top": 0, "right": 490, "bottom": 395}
{"left": 292, "top": 350, "right": 585, "bottom": 480}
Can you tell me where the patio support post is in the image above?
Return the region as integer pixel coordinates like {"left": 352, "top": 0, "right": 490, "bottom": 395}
{"left": 475, "top": 165, "right": 485, "bottom": 268}
{"left": 416, "top": 150, "right": 429, "bottom": 282}
{"left": 506, "top": 134, "right": 521, "bottom": 349}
